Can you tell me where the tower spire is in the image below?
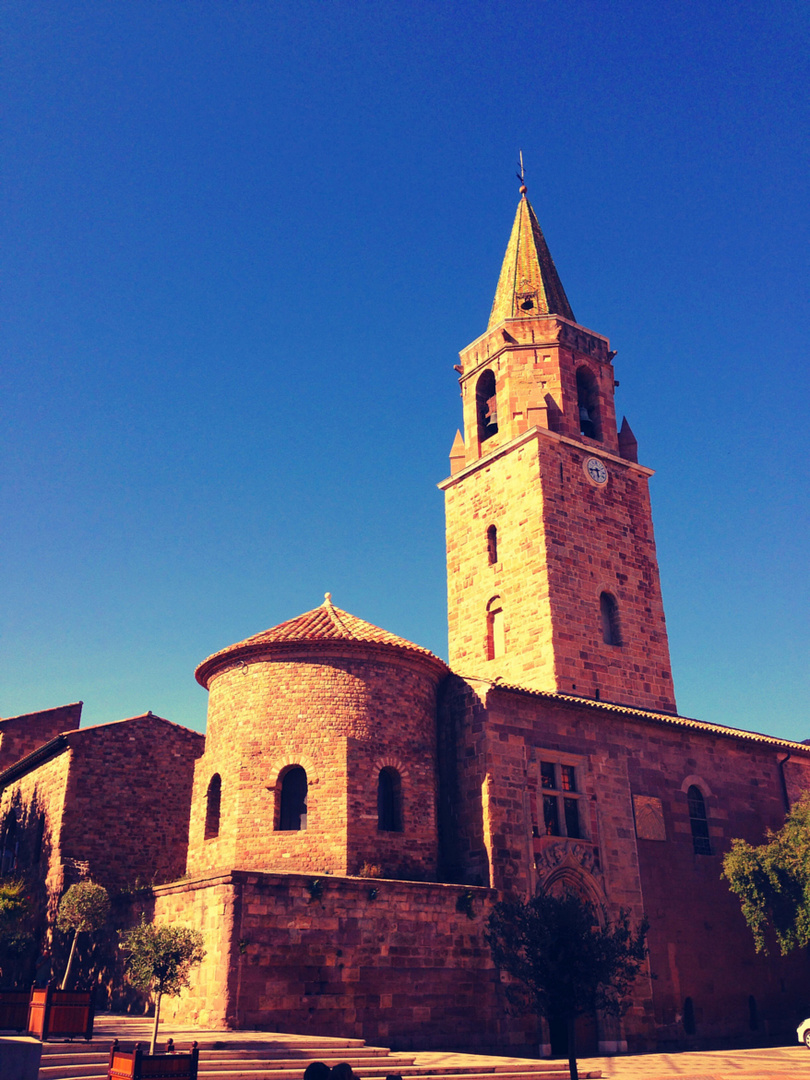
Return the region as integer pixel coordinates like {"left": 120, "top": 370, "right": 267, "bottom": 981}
{"left": 487, "top": 166, "right": 575, "bottom": 329}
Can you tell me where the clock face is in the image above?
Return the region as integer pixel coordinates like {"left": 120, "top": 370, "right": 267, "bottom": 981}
{"left": 585, "top": 457, "right": 608, "bottom": 486}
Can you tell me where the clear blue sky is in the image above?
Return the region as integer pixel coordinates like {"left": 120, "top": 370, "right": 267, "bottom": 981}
{"left": 2, "top": 1, "right": 808, "bottom": 740}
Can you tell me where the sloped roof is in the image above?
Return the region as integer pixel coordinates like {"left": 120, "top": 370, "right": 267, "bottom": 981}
{"left": 488, "top": 193, "right": 575, "bottom": 328}
{"left": 0, "top": 712, "right": 203, "bottom": 789}
{"left": 195, "top": 594, "right": 447, "bottom": 687}
{"left": 491, "top": 681, "right": 810, "bottom": 754}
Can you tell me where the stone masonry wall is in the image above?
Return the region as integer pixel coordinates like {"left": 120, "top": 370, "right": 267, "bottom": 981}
{"left": 444, "top": 432, "right": 557, "bottom": 693}
{"left": 59, "top": 716, "right": 204, "bottom": 892}
{"left": 154, "top": 870, "right": 532, "bottom": 1052}
{"left": 443, "top": 427, "right": 675, "bottom": 714}
{"left": 187, "top": 649, "right": 441, "bottom": 881}
{"left": 0, "top": 750, "right": 72, "bottom": 912}
{"left": 539, "top": 434, "right": 675, "bottom": 713}
{"left": 438, "top": 678, "right": 810, "bottom": 1047}
{"left": 625, "top": 721, "right": 810, "bottom": 1047}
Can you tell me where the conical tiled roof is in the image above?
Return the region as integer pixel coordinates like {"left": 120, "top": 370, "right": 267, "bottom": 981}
{"left": 196, "top": 594, "right": 446, "bottom": 687}
{"left": 488, "top": 194, "right": 575, "bottom": 328}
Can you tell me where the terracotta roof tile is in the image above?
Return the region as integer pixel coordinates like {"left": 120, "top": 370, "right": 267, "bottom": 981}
{"left": 492, "top": 681, "right": 810, "bottom": 753}
{"left": 196, "top": 594, "right": 446, "bottom": 687}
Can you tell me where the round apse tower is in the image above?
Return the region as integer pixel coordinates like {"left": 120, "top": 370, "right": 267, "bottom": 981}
{"left": 186, "top": 594, "right": 448, "bottom": 881}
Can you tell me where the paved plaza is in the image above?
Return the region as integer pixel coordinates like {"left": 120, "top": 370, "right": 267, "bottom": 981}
{"left": 418, "top": 1046, "right": 809, "bottom": 1080}
{"left": 85, "top": 1016, "right": 809, "bottom": 1080}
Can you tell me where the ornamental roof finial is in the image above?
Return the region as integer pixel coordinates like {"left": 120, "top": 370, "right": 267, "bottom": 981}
{"left": 517, "top": 148, "right": 527, "bottom": 197}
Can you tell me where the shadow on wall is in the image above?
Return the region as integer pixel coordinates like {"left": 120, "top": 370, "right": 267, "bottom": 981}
{"left": 0, "top": 787, "right": 53, "bottom": 987}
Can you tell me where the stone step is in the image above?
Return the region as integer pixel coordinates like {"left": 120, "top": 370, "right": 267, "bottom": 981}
{"left": 40, "top": 1046, "right": 403, "bottom": 1064}
{"left": 197, "top": 1074, "right": 581, "bottom": 1080}
{"left": 38, "top": 1056, "right": 418, "bottom": 1079}
{"left": 40, "top": 1038, "right": 374, "bottom": 1054}
{"left": 38, "top": 1067, "right": 584, "bottom": 1080}
{"left": 34, "top": 1021, "right": 594, "bottom": 1080}
{"left": 37, "top": 1060, "right": 593, "bottom": 1080}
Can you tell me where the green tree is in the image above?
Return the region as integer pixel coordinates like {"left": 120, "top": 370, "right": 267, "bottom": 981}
{"left": 56, "top": 881, "right": 111, "bottom": 989}
{"left": 486, "top": 891, "right": 648, "bottom": 1080}
{"left": 121, "top": 918, "right": 206, "bottom": 1054}
{"left": 723, "top": 793, "right": 810, "bottom": 954}
{"left": 0, "top": 878, "right": 34, "bottom": 981}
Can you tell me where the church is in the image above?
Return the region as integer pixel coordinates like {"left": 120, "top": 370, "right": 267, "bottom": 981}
{"left": 1, "top": 183, "right": 808, "bottom": 1055}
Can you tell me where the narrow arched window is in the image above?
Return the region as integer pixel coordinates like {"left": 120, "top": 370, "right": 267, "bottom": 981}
{"left": 683, "top": 997, "right": 696, "bottom": 1035}
{"left": 687, "top": 786, "right": 711, "bottom": 855}
{"left": 279, "top": 766, "right": 308, "bottom": 831}
{"left": 576, "top": 367, "right": 601, "bottom": 441}
{"left": 600, "top": 592, "right": 622, "bottom": 646}
{"left": 205, "top": 774, "right": 222, "bottom": 839}
{"left": 486, "top": 525, "right": 498, "bottom": 565}
{"left": 476, "top": 370, "right": 498, "bottom": 444}
{"left": 377, "top": 768, "right": 403, "bottom": 832}
{"left": 487, "top": 597, "right": 505, "bottom": 660}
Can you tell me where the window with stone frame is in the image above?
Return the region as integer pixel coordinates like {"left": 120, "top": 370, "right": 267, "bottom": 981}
{"left": 687, "top": 785, "right": 711, "bottom": 855}
{"left": 536, "top": 756, "right": 585, "bottom": 840}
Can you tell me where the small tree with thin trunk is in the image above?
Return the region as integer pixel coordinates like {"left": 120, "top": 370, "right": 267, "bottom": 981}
{"left": 56, "top": 881, "right": 110, "bottom": 989}
{"left": 121, "top": 917, "right": 205, "bottom": 1055}
{"left": 486, "top": 891, "right": 648, "bottom": 1080}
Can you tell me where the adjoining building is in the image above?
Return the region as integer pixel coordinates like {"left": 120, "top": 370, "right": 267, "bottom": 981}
{"left": 2, "top": 185, "right": 807, "bottom": 1054}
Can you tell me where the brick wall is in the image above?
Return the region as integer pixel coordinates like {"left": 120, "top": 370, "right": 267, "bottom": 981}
{"left": 187, "top": 646, "right": 443, "bottom": 882}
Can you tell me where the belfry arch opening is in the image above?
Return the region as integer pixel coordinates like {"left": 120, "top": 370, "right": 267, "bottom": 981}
{"left": 476, "top": 370, "right": 498, "bottom": 444}
{"left": 576, "top": 366, "right": 601, "bottom": 441}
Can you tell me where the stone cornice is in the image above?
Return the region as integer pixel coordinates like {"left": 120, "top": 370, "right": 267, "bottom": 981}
{"left": 438, "top": 426, "right": 654, "bottom": 490}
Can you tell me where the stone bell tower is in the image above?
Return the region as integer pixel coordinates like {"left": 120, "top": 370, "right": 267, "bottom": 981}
{"left": 439, "top": 181, "right": 677, "bottom": 714}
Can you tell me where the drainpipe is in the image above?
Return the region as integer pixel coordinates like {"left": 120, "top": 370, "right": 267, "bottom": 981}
{"left": 778, "top": 752, "right": 792, "bottom": 814}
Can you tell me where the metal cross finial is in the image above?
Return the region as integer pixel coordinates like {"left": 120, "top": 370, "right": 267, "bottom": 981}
{"left": 516, "top": 150, "right": 527, "bottom": 195}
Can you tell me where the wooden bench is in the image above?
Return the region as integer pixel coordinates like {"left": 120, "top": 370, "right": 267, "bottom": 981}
{"left": 107, "top": 1040, "right": 199, "bottom": 1080}
{"left": 0, "top": 991, "right": 30, "bottom": 1032}
{"left": 27, "top": 983, "right": 94, "bottom": 1041}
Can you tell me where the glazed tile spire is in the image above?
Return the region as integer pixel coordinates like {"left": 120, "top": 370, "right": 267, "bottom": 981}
{"left": 488, "top": 190, "right": 575, "bottom": 328}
